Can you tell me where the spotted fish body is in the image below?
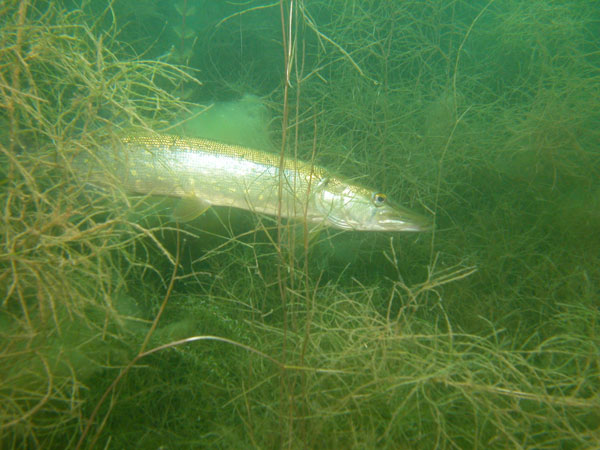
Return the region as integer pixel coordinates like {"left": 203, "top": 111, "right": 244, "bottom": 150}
{"left": 90, "top": 135, "right": 430, "bottom": 232}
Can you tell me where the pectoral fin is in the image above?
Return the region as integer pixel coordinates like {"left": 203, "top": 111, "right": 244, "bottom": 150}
{"left": 172, "top": 197, "right": 211, "bottom": 222}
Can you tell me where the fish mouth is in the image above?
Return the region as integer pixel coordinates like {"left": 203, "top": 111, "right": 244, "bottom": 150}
{"left": 378, "top": 219, "right": 431, "bottom": 232}
{"left": 378, "top": 207, "right": 433, "bottom": 232}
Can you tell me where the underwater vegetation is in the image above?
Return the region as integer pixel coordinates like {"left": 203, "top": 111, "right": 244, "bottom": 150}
{"left": 1, "top": 0, "right": 599, "bottom": 449}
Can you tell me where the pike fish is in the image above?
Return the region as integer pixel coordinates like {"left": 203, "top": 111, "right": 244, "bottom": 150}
{"left": 82, "top": 135, "right": 431, "bottom": 232}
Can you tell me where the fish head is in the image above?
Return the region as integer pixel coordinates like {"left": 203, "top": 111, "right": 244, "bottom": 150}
{"left": 314, "top": 178, "right": 432, "bottom": 232}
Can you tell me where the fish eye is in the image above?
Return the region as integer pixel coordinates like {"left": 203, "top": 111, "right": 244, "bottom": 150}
{"left": 372, "top": 192, "right": 387, "bottom": 207}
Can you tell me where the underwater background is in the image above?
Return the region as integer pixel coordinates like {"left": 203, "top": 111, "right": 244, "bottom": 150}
{"left": 1, "top": 0, "right": 599, "bottom": 448}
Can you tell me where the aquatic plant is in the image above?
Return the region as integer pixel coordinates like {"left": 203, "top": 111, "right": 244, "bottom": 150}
{"left": 1, "top": 0, "right": 599, "bottom": 448}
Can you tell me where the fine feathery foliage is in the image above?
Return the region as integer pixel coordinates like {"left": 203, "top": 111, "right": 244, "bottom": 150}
{"left": 1, "top": 0, "right": 599, "bottom": 449}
